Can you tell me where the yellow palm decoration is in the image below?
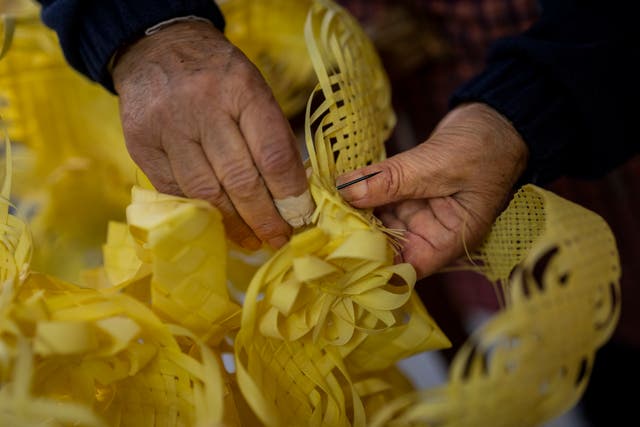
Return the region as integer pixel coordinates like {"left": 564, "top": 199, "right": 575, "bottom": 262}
{"left": 370, "top": 186, "right": 620, "bottom": 426}
{"left": 233, "top": 4, "right": 449, "bottom": 425}
{"left": 0, "top": 131, "right": 239, "bottom": 426}
{"left": 0, "top": 3, "right": 136, "bottom": 283}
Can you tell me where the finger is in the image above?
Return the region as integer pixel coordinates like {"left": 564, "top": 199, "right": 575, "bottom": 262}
{"left": 336, "top": 143, "right": 456, "bottom": 209}
{"left": 163, "top": 137, "right": 262, "bottom": 250}
{"left": 238, "top": 85, "right": 314, "bottom": 221}
{"left": 129, "top": 145, "right": 182, "bottom": 196}
{"left": 395, "top": 199, "right": 460, "bottom": 254}
{"left": 202, "top": 116, "right": 291, "bottom": 249}
{"left": 393, "top": 198, "right": 479, "bottom": 278}
{"left": 402, "top": 231, "right": 448, "bottom": 279}
{"left": 378, "top": 209, "right": 405, "bottom": 231}
{"left": 392, "top": 208, "right": 456, "bottom": 278}
{"left": 394, "top": 198, "right": 470, "bottom": 241}
{"left": 378, "top": 205, "right": 449, "bottom": 277}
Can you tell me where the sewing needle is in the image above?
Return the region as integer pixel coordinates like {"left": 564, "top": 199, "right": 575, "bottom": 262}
{"left": 336, "top": 171, "right": 382, "bottom": 190}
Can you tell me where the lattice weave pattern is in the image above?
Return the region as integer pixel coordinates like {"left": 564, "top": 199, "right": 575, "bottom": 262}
{"left": 233, "top": 2, "right": 448, "bottom": 425}
{"left": 369, "top": 186, "right": 621, "bottom": 427}
{"left": 304, "top": 1, "right": 395, "bottom": 180}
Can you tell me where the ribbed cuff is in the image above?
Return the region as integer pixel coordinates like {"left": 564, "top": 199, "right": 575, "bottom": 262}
{"left": 41, "top": 0, "right": 225, "bottom": 93}
{"left": 450, "top": 57, "right": 581, "bottom": 185}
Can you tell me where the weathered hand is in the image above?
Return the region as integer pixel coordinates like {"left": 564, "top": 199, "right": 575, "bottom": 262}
{"left": 112, "top": 21, "right": 311, "bottom": 250}
{"left": 337, "top": 103, "right": 529, "bottom": 278}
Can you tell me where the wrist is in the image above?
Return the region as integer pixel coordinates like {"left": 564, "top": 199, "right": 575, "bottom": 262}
{"left": 108, "top": 16, "right": 213, "bottom": 73}
{"left": 112, "top": 20, "right": 224, "bottom": 93}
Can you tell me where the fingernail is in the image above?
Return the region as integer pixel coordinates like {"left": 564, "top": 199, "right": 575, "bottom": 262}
{"left": 241, "top": 236, "right": 262, "bottom": 251}
{"left": 268, "top": 235, "right": 288, "bottom": 249}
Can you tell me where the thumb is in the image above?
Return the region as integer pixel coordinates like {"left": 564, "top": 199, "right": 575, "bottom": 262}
{"left": 336, "top": 144, "right": 449, "bottom": 209}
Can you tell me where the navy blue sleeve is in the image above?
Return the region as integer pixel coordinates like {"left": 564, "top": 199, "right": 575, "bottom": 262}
{"left": 35, "top": 0, "right": 226, "bottom": 93}
{"left": 451, "top": 0, "right": 640, "bottom": 185}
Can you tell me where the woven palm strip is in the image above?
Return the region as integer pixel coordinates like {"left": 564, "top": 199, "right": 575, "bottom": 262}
{"left": 0, "top": 135, "right": 239, "bottom": 426}
{"left": 233, "top": 2, "right": 449, "bottom": 426}
{"left": 369, "top": 186, "right": 621, "bottom": 427}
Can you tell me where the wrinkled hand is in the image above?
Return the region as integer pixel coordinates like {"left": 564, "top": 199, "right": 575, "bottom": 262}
{"left": 112, "top": 21, "right": 310, "bottom": 250}
{"left": 337, "top": 103, "right": 528, "bottom": 279}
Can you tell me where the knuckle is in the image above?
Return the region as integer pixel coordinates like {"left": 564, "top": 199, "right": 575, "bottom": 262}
{"left": 230, "top": 53, "right": 259, "bottom": 81}
{"left": 383, "top": 160, "right": 405, "bottom": 198}
{"left": 257, "top": 143, "right": 298, "bottom": 176}
{"left": 127, "top": 141, "right": 159, "bottom": 162}
{"left": 183, "top": 177, "right": 225, "bottom": 205}
{"left": 185, "top": 73, "right": 216, "bottom": 98}
{"left": 231, "top": 63, "right": 271, "bottom": 106}
{"left": 219, "top": 166, "right": 261, "bottom": 199}
{"left": 152, "top": 176, "right": 182, "bottom": 196}
{"left": 122, "top": 109, "right": 166, "bottom": 151}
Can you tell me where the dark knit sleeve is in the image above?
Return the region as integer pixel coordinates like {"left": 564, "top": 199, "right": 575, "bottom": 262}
{"left": 451, "top": 0, "right": 640, "bottom": 185}
{"left": 35, "top": 0, "right": 226, "bottom": 93}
